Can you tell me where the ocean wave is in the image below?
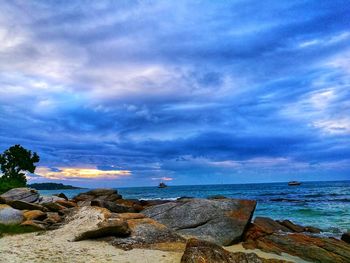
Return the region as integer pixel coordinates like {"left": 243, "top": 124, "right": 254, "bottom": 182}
{"left": 303, "top": 193, "right": 325, "bottom": 198}
{"left": 258, "top": 192, "right": 287, "bottom": 196}
{"left": 303, "top": 193, "right": 345, "bottom": 198}
{"left": 269, "top": 197, "right": 350, "bottom": 203}
{"left": 270, "top": 198, "right": 305, "bottom": 202}
{"left": 139, "top": 197, "right": 180, "bottom": 201}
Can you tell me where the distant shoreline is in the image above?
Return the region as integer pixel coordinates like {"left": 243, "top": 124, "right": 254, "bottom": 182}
{"left": 28, "top": 183, "right": 85, "bottom": 190}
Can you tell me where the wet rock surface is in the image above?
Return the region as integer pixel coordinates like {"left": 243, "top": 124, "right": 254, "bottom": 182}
{"left": 243, "top": 220, "right": 350, "bottom": 263}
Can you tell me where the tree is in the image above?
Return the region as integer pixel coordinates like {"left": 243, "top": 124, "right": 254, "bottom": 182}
{"left": 0, "top": 145, "right": 40, "bottom": 192}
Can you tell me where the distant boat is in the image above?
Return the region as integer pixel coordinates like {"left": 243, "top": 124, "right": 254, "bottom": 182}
{"left": 158, "top": 182, "right": 167, "bottom": 188}
{"left": 288, "top": 181, "right": 301, "bottom": 186}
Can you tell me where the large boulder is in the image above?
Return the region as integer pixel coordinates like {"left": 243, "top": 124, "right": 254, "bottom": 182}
{"left": 7, "top": 200, "right": 46, "bottom": 211}
{"left": 59, "top": 206, "right": 128, "bottom": 241}
{"left": 243, "top": 224, "right": 350, "bottom": 263}
{"left": 143, "top": 198, "right": 256, "bottom": 246}
{"left": 180, "top": 238, "right": 290, "bottom": 263}
{"left": 110, "top": 215, "right": 186, "bottom": 251}
{"left": 0, "top": 188, "right": 39, "bottom": 203}
{"left": 0, "top": 204, "right": 24, "bottom": 225}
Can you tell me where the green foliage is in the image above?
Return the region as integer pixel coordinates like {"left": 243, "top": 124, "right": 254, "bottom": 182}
{"left": 0, "top": 145, "right": 40, "bottom": 194}
{"left": 0, "top": 223, "right": 41, "bottom": 237}
{"left": 0, "top": 178, "right": 25, "bottom": 194}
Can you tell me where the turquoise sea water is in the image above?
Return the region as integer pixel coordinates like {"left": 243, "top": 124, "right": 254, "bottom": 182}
{"left": 39, "top": 180, "right": 350, "bottom": 236}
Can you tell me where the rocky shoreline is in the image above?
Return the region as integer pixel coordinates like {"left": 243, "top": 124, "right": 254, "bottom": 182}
{"left": 0, "top": 187, "right": 349, "bottom": 262}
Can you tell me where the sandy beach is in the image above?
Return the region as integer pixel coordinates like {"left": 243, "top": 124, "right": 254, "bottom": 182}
{"left": 0, "top": 232, "right": 309, "bottom": 263}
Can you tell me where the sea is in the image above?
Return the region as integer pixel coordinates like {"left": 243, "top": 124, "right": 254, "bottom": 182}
{"left": 39, "top": 180, "right": 350, "bottom": 236}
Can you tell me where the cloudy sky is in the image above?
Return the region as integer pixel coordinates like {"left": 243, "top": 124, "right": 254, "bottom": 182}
{"left": 1, "top": 0, "right": 349, "bottom": 187}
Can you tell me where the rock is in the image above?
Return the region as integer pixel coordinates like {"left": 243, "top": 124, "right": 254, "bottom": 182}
{"left": 143, "top": 198, "right": 256, "bottom": 246}
{"left": 42, "top": 202, "right": 66, "bottom": 212}
{"left": 277, "top": 220, "right": 304, "bottom": 233}
{"left": 85, "top": 188, "right": 118, "bottom": 196}
{"left": 92, "top": 199, "right": 143, "bottom": 213}
{"left": 243, "top": 229, "right": 350, "bottom": 263}
{"left": 0, "top": 196, "right": 6, "bottom": 204}
{"left": 104, "top": 202, "right": 135, "bottom": 213}
{"left": 304, "top": 226, "right": 321, "bottom": 234}
{"left": 20, "top": 220, "right": 47, "bottom": 231}
{"left": 207, "top": 195, "right": 228, "bottom": 200}
{"left": 110, "top": 217, "right": 186, "bottom": 251}
{"left": 341, "top": 232, "right": 350, "bottom": 244}
{"left": 116, "top": 199, "right": 144, "bottom": 212}
{"left": 59, "top": 206, "right": 119, "bottom": 241}
{"left": 94, "top": 200, "right": 136, "bottom": 213}
{"left": 58, "top": 206, "right": 129, "bottom": 241}
{"left": 181, "top": 238, "right": 289, "bottom": 263}
{"left": 7, "top": 200, "right": 46, "bottom": 211}
{"left": 90, "top": 199, "right": 104, "bottom": 207}
{"left": 39, "top": 196, "right": 65, "bottom": 204}
{"left": 55, "top": 200, "right": 77, "bottom": 208}
{"left": 243, "top": 223, "right": 268, "bottom": 242}
{"left": 43, "top": 212, "right": 62, "bottom": 224}
{"left": 23, "top": 210, "right": 47, "bottom": 221}
{"left": 253, "top": 217, "right": 290, "bottom": 234}
{"left": 140, "top": 199, "right": 171, "bottom": 208}
{"left": 177, "top": 197, "right": 195, "bottom": 202}
{"left": 77, "top": 200, "right": 91, "bottom": 206}
{"left": 0, "top": 188, "right": 39, "bottom": 203}
{"left": 74, "top": 194, "right": 95, "bottom": 202}
{"left": 54, "top": 193, "right": 68, "bottom": 200}
{"left": 73, "top": 189, "right": 122, "bottom": 204}
{"left": 116, "top": 213, "right": 146, "bottom": 220}
{"left": 0, "top": 204, "right": 24, "bottom": 225}
{"left": 103, "top": 193, "right": 123, "bottom": 201}
{"left": 74, "top": 216, "right": 130, "bottom": 241}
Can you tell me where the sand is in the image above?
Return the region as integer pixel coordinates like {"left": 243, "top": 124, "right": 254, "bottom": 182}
{"left": 0, "top": 232, "right": 182, "bottom": 263}
{"left": 225, "top": 243, "right": 309, "bottom": 263}
{"left": 0, "top": 232, "right": 310, "bottom": 263}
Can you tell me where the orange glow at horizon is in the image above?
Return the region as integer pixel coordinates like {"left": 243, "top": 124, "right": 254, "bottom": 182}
{"left": 34, "top": 167, "right": 131, "bottom": 180}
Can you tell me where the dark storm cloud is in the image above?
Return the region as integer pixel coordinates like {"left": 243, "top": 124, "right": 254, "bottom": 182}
{"left": 0, "top": 0, "right": 350, "bottom": 186}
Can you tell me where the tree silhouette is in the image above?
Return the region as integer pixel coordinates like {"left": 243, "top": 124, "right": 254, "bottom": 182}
{"left": 0, "top": 145, "right": 40, "bottom": 189}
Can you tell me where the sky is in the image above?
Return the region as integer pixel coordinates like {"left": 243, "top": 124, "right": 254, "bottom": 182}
{"left": 0, "top": 0, "right": 349, "bottom": 187}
